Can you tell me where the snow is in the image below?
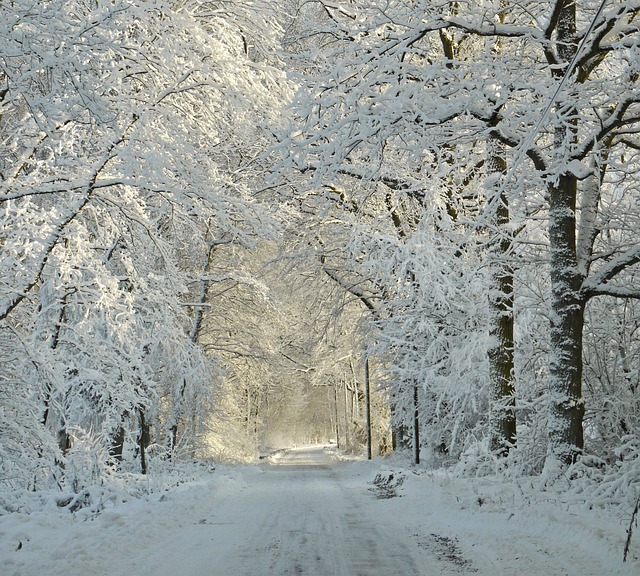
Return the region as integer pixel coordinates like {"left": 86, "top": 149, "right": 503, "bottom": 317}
{"left": 1, "top": 446, "right": 637, "bottom": 576}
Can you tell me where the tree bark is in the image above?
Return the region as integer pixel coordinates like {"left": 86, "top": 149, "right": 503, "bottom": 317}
{"left": 488, "top": 250, "right": 516, "bottom": 454}
{"left": 546, "top": 0, "right": 585, "bottom": 468}
{"left": 109, "top": 423, "right": 126, "bottom": 466}
{"left": 138, "top": 410, "right": 150, "bottom": 475}
{"left": 364, "top": 357, "right": 372, "bottom": 460}
{"left": 413, "top": 380, "right": 420, "bottom": 465}
{"left": 548, "top": 173, "right": 585, "bottom": 466}
{"left": 487, "top": 147, "right": 516, "bottom": 454}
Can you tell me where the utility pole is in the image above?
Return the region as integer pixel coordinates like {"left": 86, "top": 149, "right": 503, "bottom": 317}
{"left": 344, "top": 376, "right": 350, "bottom": 449}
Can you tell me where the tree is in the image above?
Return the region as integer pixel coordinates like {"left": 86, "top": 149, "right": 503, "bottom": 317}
{"left": 279, "top": 0, "right": 516, "bottom": 461}
{"left": 0, "top": 0, "right": 290, "bottom": 489}
{"left": 280, "top": 0, "right": 640, "bottom": 471}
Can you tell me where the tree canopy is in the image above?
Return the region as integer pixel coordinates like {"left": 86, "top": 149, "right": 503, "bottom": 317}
{"left": 1, "top": 0, "right": 639, "bottom": 511}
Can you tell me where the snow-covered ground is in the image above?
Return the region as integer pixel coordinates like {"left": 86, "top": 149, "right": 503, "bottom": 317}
{"left": 1, "top": 446, "right": 637, "bottom": 575}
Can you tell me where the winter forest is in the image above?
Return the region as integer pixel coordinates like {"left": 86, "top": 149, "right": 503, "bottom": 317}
{"left": 1, "top": 0, "right": 640, "bottom": 526}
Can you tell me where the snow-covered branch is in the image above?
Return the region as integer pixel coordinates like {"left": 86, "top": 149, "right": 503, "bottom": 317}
{"left": 583, "top": 244, "right": 640, "bottom": 299}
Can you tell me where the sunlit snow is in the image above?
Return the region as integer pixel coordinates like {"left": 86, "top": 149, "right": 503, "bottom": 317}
{"left": 1, "top": 446, "right": 637, "bottom": 576}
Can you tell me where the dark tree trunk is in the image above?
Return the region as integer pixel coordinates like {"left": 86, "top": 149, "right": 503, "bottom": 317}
{"left": 364, "top": 357, "right": 372, "bottom": 460}
{"left": 138, "top": 410, "right": 150, "bottom": 475}
{"left": 546, "top": 1, "right": 585, "bottom": 468}
{"left": 488, "top": 248, "right": 516, "bottom": 454}
{"left": 548, "top": 173, "right": 585, "bottom": 466}
{"left": 167, "top": 424, "right": 178, "bottom": 457}
{"left": 487, "top": 145, "right": 517, "bottom": 455}
{"left": 413, "top": 380, "right": 420, "bottom": 465}
{"left": 58, "top": 427, "right": 71, "bottom": 458}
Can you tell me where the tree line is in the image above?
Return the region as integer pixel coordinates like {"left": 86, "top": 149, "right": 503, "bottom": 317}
{"left": 0, "top": 0, "right": 638, "bottom": 508}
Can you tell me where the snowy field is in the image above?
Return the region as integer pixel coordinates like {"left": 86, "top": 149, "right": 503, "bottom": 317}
{"left": 1, "top": 446, "right": 638, "bottom": 576}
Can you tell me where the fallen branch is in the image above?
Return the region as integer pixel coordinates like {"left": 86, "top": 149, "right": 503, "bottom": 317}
{"left": 56, "top": 489, "right": 91, "bottom": 513}
{"left": 624, "top": 495, "right": 639, "bottom": 563}
{"left": 369, "top": 473, "right": 405, "bottom": 499}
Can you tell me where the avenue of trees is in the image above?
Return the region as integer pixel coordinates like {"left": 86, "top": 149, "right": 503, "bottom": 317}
{"left": 0, "top": 0, "right": 638, "bottom": 509}
{"left": 281, "top": 0, "right": 640, "bottom": 485}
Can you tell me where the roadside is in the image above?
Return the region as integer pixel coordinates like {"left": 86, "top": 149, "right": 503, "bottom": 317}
{"left": 0, "top": 446, "right": 637, "bottom": 575}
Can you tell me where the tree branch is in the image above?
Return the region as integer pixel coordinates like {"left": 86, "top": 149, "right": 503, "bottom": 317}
{"left": 582, "top": 244, "right": 640, "bottom": 300}
{"left": 321, "top": 256, "right": 379, "bottom": 317}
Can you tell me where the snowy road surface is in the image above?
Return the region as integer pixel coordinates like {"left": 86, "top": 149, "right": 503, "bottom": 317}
{"left": 1, "top": 446, "right": 636, "bottom": 575}
{"left": 200, "top": 446, "right": 423, "bottom": 575}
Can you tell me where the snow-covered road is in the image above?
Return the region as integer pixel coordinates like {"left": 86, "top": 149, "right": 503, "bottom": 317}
{"left": 2, "top": 446, "right": 637, "bottom": 575}
{"left": 182, "top": 446, "right": 423, "bottom": 575}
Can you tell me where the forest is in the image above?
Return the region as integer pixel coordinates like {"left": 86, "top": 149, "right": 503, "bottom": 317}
{"left": 0, "top": 0, "right": 639, "bottom": 515}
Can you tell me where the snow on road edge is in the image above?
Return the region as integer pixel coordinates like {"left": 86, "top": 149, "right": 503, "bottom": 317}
{"left": 1, "top": 450, "right": 638, "bottom": 576}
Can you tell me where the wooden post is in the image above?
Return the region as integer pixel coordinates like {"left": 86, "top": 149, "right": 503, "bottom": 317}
{"left": 334, "top": 383, "right": 340, "bottom": 449}
{"left": 413, "top": 381, "right": 420, "bottom": 465}
{"left": 365, "top": 357, "right": 372, "bottom": 460}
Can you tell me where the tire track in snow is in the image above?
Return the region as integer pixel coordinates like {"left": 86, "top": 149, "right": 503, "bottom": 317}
{"left": 201, "top": 448, "right": 425, "bottom": 575}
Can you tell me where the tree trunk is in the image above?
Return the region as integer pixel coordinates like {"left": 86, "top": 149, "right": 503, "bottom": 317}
{"left": 42, "top": 297, "right": 72, "bottom": 466}
{"left": 109, "top": 424, "right": 126, "bottom": 466}
{"left": 167, "top": 240, "right": 218, "bottom": 457}
{"left": 413, "top": 380, "right": 420, "bottom": 465}
{"left": 167, "top": 424, "right": 178, "bottom": 458}
{"left": 334, "top": 383, "right": 340, "bottom": 449}
{"left": 546, "top": 1, "right": 585, "bottom": 468}
{"left": 58, "top": 427, "right": 71, "bottom": 458}
{"left": 138, "top": 410, "right": 150, "bottom": 475}
{"left": 166, "top": 376, "right": 187, "bottom": 457}
{"left": 487, "top": 146, "right": 516, "bottom": 454}
{"left": 344, "top": 379, "right": 351, "bottom": 448}
{"left": 364, "top": 357, "right": 372, "bottom": 460}
{"left": 548, "top": 173, "right": 585, "bottom": 466}
{"left": 488, "top": 248, "right": 516, "bottom": 454}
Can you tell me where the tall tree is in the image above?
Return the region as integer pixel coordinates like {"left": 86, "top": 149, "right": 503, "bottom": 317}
{"left": 280, "top": 0, "right": 640, "bottom": 471}
{"left": 0, "top": 0, "right": 289, "bottom": 488}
